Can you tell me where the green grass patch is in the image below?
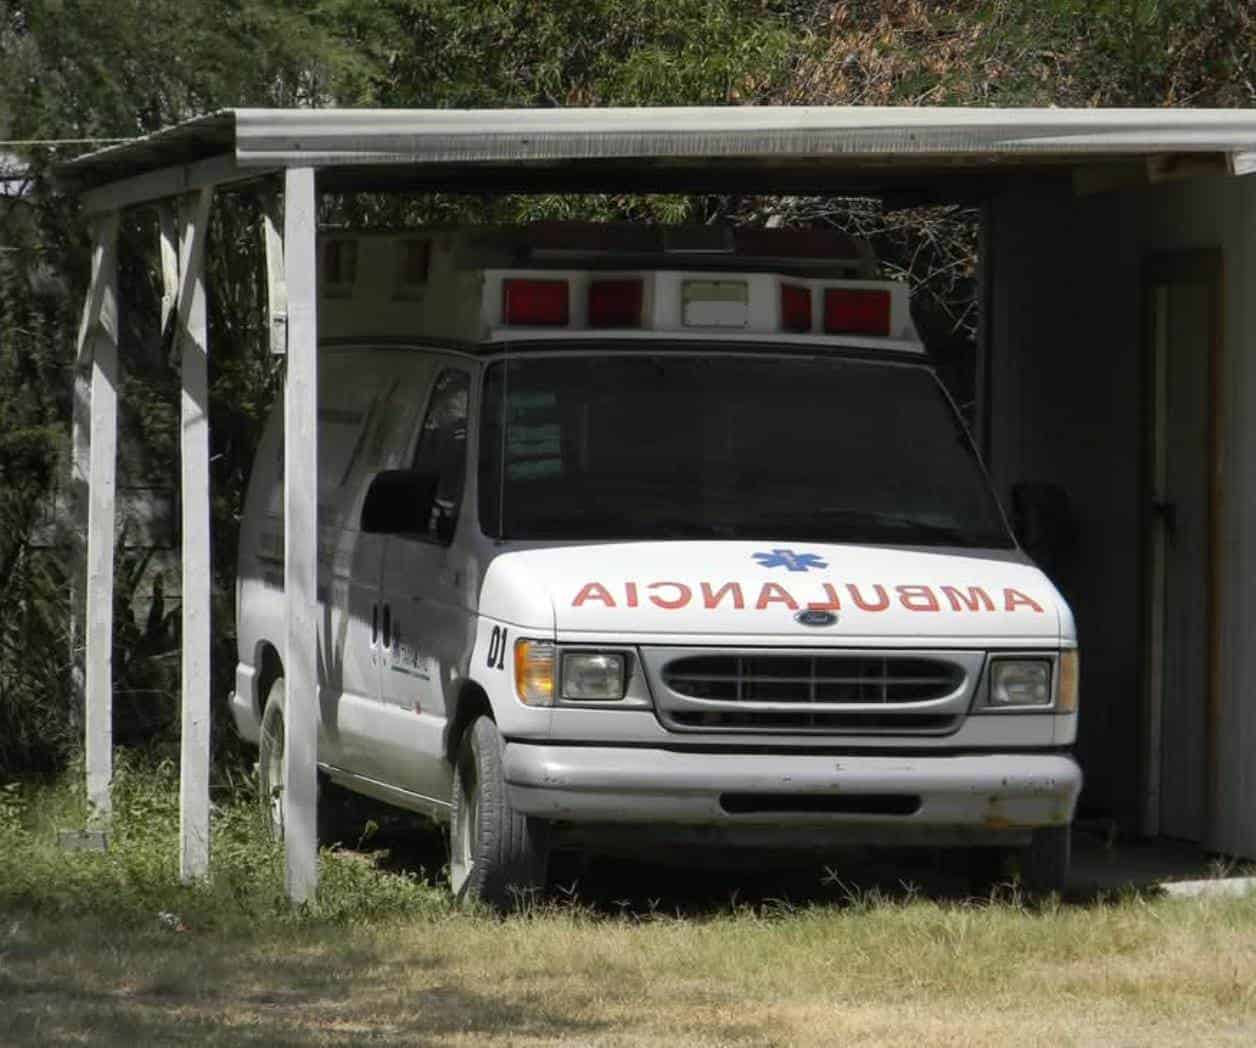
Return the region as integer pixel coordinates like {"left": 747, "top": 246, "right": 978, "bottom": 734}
{"left": 0, "top": 753, "right": 448, "bottom": 934}
{"left": 4, "top": 757, "right": 1256, "bottom": 1045}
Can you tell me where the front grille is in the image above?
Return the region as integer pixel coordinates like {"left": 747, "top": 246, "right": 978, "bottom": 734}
{"left": 671, "top": 711, "right": 956, "bottom": 732}
{"left": 643, "top": 647, "right": 979, "bottom": 736}
{"left": 663, "top": 654, "right": 963, "bottom": 705}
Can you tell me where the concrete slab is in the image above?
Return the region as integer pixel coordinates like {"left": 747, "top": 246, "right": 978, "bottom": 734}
{"left": 1070, "top": 828, "right": 1253, "bottom": 896}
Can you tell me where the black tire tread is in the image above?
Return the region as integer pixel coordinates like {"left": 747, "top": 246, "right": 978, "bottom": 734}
{"left": 1020, "top": 825, "right": 1071, "bottom": 895}
{"left": 457, "top": 716, "right": 549, "bottom": 909}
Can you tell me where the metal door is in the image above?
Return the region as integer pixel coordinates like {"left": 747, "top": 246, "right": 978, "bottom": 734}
{"left": 374, "top": 365, "right": 472, "bottom": 804}
{"left": 1144, "top": 253, "right": 1221, "bottom": 844}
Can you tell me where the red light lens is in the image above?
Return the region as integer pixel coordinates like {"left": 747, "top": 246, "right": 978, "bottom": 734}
{"left": 503, "top": 279, "right": 569, "bottom": 326}
{"left": 824, "top": 288, "right": 891, "bottom": 336}
{"left": 780, "top": 285, "right": 812, "bottom": 332}
{"left": 588, "top": 279, "right": 643, "bottom": 328}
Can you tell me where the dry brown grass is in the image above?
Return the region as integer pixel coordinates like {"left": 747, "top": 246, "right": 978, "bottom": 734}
{"left": 5, "top": 765, "right": 1255, "bottom": 1045}
{"left": 5, "top": 888, "right": 1256, "bottom": 1046}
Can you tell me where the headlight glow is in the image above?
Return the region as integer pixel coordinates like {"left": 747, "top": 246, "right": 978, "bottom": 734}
{"left": 988, "top": 659, "right": 1052, "bottom": 707}
{"left": 561, "top": 652, "right": 626, "bottom": 701}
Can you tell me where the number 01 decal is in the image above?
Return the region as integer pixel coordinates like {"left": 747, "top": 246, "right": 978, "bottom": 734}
{"left": 486, "top": 625, "right": 508, "bottom": 670}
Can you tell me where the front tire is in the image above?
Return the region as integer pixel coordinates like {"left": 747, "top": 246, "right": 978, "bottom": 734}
{"left": 258, "top": 677, "right": 287, "bottom": 839}
{"left": 449, "top": 715, "right": 549, "bottom": 910}
{"left": 1018, "top": 825, "right": 1071, "bottom": 895}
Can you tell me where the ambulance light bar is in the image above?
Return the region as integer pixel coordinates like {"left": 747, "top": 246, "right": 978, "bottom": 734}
{"left": 503, "top": 279, "right": 569, "bottom": 326}
{"left": 588, "top": 279, "right": 643, "bottom": 328}
{"left": 780, "top": 285, "right": 812, "bottom": 333}
{"left": 488, "top": 269, "right": 919, "bottom": 350}
{"left": 824, "top": 288, "right": 891, "bottom": 336}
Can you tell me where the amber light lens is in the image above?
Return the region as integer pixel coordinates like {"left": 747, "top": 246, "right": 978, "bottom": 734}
{"left": 1058, "top": 650, "right": 1080, "bottom": 713}
{"left": 514, "top": 639, "right": 556, "bottom": 706}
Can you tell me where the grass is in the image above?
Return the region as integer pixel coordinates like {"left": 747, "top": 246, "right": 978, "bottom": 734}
{"left": 3, "top": 757, "right": 1256, "bottom": 1046}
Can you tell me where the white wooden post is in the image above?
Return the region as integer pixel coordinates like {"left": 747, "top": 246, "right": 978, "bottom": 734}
{"left": 282, "top": 167, "right": 319, "bottom": 902}
{"left": 81, "top": 211, "right": 120, "bottom": 828}
{"left": 174, "top": 188, "right": 215, "bottom": 882}
{"left": 68, "top": 229, "right": 105, "bottom": 747}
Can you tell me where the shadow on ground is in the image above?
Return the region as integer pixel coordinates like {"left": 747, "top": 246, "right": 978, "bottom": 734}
{"left": 352, "top": 803, "right": 1230, "bottom": 916}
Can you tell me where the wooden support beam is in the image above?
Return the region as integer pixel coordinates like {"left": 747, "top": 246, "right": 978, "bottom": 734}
{"left": 81, "top": 211, "right": 120, "bottom": 828}
{"left": 80, "top": 153, "right": 264, "bottom": 216}
{"left": 1229, "top": 151, "right": 1256, "bottom": 177}
{"left": 262, "top": 191, "right": 288, "bottom": 355}
{"left": 175, "top": 187, "right": 215, "bottom": 882}
{"left": 158, "top": 204, "right": 179, "bottom": 338}
{"left": 282, "top": 167, "right": 319, "bottom": 903}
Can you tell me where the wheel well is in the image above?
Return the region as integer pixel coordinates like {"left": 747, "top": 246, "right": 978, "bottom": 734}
{"left": 446, "top": 681, "right": 493, "bottom": 765}
{"left": 255, "top": 643, "right": 283, "bottom": 720}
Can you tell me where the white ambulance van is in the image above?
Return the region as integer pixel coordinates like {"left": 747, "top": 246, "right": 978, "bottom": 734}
{"left": 230, "top": 224, "right": 1081, "bottom": 907}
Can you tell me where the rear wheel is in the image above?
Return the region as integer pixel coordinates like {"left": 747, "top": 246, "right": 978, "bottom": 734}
{"left": 449, "top": 715, "right": 549, "bottom": 910}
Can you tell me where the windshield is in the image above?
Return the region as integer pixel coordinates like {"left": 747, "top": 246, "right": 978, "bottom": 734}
{"left": 478, "top": 351, "right": 1013, "bottom": 548}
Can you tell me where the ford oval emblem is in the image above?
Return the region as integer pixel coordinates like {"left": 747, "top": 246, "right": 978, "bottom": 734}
{"left": 795, "top": 609, "right": 838, "bottom": 627}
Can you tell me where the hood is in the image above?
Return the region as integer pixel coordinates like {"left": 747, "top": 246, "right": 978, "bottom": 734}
{"left": 480, "top": 541, "right": 1068, "bottom": 644}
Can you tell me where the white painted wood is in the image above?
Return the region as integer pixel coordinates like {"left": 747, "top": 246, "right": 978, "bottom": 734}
{"left": 261, "top": 192, "right": 288, "bottom": 355}
{"left": 176, "top": 187, "right": 215, "bottom": 882}
{"left": 68, "top": 220, "right": 105, "bottom": 744}
{"left": 158, "top": 204, "right": 179, "bottom": 337}
{"left": 282, "top": 166, "right": 320, "bottom": 903}
{"left": 83, "top": 211, "right": 120, "bottom": 828}
{"left": 80, "top": 153, "right": 256, "bottom": 215}
{"left": 1228, "top": 151, "right": 1256, "bottom": 177}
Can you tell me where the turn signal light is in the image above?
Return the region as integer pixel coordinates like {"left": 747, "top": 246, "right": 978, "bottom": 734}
{"left": 514, "top": 639, "right": 556, "bottom": 706}
{"left": 503, "top": 279, "right": 569, "bottom": 326}
{"left": 1058, "top": 650, "right": 1080, "bottom": 713}
{"left": 824, "top": 288, "right": 891, "bottom": 336}
{"left": 588, "top": 279, "right": 643, "bottom": 328}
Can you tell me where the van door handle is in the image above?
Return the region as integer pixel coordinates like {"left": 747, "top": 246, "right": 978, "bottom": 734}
{"left": 1152, "top": 497, "right": 1177, "bottom": 538}
{"left": 371, "top": 603, "right": 379, "bottom": 646}
{"left": 382, "top": 603, "right": 392, "bottom": 650}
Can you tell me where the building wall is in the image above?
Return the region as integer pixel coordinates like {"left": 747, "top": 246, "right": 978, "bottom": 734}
{"left": 988, "top": 172, "right": 1256, "bottom": 854}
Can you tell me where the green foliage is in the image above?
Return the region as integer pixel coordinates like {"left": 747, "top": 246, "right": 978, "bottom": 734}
{"left": 381, "top": 0, "right": 797, "bottom": 107}
{"left": 0, "top": 754, "right": 446, "bottom": 929}
{"left": 793, "top": 0, "right": 1255, "bottom": 108}
{"left": 1, "top": 0, "right": 1253, "bottom": 781}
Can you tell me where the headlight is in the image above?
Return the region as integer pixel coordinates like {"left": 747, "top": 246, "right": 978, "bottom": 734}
{"left": 561, "top": 652, "right": 626, "bottom": 701}
{"left": 514, "top": 639, "right": 555, "bottom": 706}
{"left": 988, "top": 659, "right": 1052, "bottom": 707}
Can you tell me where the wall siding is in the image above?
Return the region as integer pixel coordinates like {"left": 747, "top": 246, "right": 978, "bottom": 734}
{"left": 989, "top": 174, "right": 1256, "bottom": 855}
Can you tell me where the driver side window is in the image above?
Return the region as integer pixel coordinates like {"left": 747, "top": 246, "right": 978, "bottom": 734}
{"left": 412, "top": 367, "right": 470, "bottom": 544}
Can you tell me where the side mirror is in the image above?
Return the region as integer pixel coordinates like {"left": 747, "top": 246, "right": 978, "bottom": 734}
{"left": 361, "top": 470, "right": 439, "bottom": 536}
{"left": 1011, "top": 482, "right": 1078, "bottom": 572}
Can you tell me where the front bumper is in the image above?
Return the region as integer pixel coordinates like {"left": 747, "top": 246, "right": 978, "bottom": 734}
{"left": 503, "top": 743, "right": 1081, "bottom": 848}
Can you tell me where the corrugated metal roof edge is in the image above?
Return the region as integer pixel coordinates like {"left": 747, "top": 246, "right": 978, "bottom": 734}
{"left": 55, "top": 106, "right": 1256, "bottom": 193}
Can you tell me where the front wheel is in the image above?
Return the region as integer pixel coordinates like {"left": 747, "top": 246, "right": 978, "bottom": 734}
{"left": 1018, "top": 825, "right": 1071, "bottom": 896}
{"left": 449, "top": 715, "right": 549, "bottom": 910}
{"left": 258, "top": 677, "right": 288, "bottom": 839}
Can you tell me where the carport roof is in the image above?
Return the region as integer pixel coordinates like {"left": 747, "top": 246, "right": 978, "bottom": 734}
{"left": 57, "top": 106, "right": 1256, "bottom": 203}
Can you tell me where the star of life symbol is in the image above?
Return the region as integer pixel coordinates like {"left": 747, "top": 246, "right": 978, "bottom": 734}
{"left": 752, "top": 549, "right": 828, "bottom": 573}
